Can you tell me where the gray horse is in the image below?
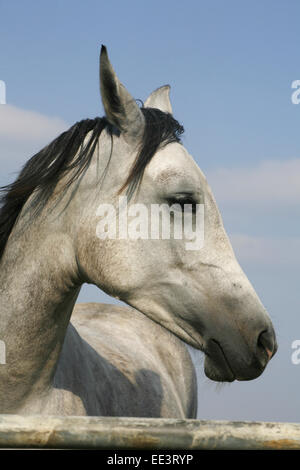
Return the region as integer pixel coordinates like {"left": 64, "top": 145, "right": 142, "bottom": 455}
{"left": 0, "top": 46, "right": 277, "bottom": 417}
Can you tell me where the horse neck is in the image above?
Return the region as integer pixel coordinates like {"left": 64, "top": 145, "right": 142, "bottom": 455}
{"left": 0, "top": 200, "right": 81, "bottom": 412}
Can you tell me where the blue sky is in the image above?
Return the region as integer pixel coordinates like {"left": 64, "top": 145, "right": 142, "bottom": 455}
{"left": 2, "top": 0, "right": 300, "bottom": 168}
{"left": 1, "top": 0, "right": 300, "bottom": 422}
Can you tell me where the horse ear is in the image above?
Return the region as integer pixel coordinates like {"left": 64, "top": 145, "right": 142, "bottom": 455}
{"left": 100, "top": 46, "right": 145, "bottom": 143}
{"left": 144, "top": 85, "right": 173, "bottom": 114}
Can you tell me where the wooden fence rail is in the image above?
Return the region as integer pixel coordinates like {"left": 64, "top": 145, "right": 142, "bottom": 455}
{"left": 0, "top": 415, "right": 299, "bottom": 450}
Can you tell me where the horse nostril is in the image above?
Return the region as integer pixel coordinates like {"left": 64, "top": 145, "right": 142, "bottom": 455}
{"left": 257, "top": 329, "right": 277, "bottom": 361}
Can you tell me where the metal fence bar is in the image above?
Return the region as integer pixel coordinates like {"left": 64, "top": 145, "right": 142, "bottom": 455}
{"left": 0, "top": 415, "right": 299, "bottom": 450}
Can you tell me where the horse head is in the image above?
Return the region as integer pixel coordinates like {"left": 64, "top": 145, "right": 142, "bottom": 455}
{"left": 73, "top": 46, "right": 277, "bottom": 383}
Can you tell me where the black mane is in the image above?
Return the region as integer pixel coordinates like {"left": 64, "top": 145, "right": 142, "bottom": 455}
{"left": 0, "top": 107, "right": 184, "bottom": 261}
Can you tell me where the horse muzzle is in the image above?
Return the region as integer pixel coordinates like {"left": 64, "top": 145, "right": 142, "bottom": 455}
{"left": 203, "top": 326, "right": 277, "bottom": 382}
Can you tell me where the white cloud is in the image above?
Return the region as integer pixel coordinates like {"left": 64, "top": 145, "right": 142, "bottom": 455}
{"left": 204, "top": 159, "right": 300, "bottom": 270}
{"left": 0, "top": 104, "right": 68, "bottom": 141}
{"left": 230, "top": 233, "right": 300, "bottom": 268}
{"left": 206, "top": 159, "right": 300, "bottom": 207}
{"left": 0, "top": 105, "right": 69, "bottom": 185}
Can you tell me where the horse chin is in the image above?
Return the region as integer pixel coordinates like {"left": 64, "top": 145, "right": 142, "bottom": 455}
{"left": 204, "top": 339, "right": 236, "bottom": 383}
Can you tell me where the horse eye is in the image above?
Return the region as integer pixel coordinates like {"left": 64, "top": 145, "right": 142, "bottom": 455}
{"left": 166, "top": 196, "right": 198, "bottom": 213}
